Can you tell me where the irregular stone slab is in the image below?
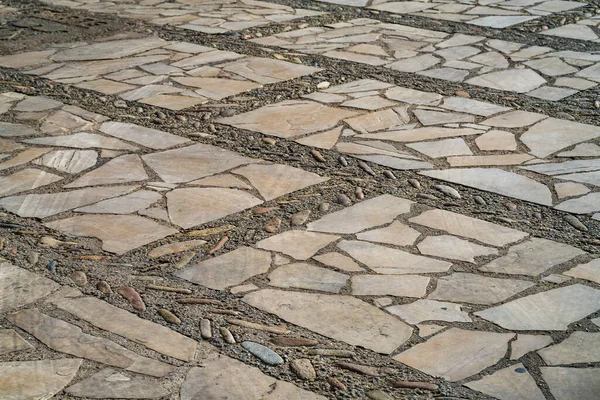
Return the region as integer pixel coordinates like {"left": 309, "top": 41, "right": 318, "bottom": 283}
{"left": 0, "top": 329, "right": 34, "bottom": 355}
{"left": 541, "top": 367, "right": 600, "bottom": 400}
{"left": 35, "top": 149, "right": 98, "bottom": 174}
{"left": 465, "top": 364, "right": 546, "bottom": 400}
{"left": 0, "top": 121, "right": 37, "bottom": 137}
{"left": 307, "top": 195, "right": 413, "bottom": 234}
{"left": 538, "top": 332, "right": 600, "bottom": 365}
{"left": 555, "top": 193, "right": 600, "bottom": 214}
{"left": 481, "top": 110, "right": 547, "bottom": 128}
{"left": 528, "top": 86, "right": 578, "bottom": 101}
{"left": 511, "top": 334, "right": 553, "bottom": 359}
{"left": 13, "top": 96, "right": 62, "bottom": 112}
{"left": 269, "top": 263, "right": 348, "bottom": 293}
{"left": 65, "top": 368, "right": 169, "bottom": 399}
{"left": 8, "top": 309, "right": 174, "bottom": 377}
{"left": 467, "top": 68, "right": 546, "bottom": 93}
{"left": 351, "top": 275, "right": 430, "bottom": 298}
{"left": 181, "top": 352, "right": 325, "bottom": 400}
{"left": 420, "top": 168, "right": 553, "bottom": 206}
{"left": 244, "top": 289, "right": 412, "bottom": 354}
{"left": 520, "top": 159, "right": 600, "bottom": 175}
{"left": 475, "top": 284, "right": 600, "bottom": 330}
{"left": 51, "top": 38, "right": 167, "bottom": 61}
{"left": 313, "top": 252, "right": 364, "bottom": 271}
{"left": 440, "top": 97, "right": 511, "bottom": 117}
{"left": 386, "top": 299, "right": 472, "bottom": 324}
{"left": 356, "top": 220, "right": 421, "bottom": 247}
{"left": 384, "top": 86, "right": 442, "bottom": 105}
{"left": 257, "top": 230, "right": 340, "bottom": 260}
{"left": 0, "top": 358, "right": 81, "bottom": 400}
{"left": 354, "top": 154, "right": 433, "bottom": 170}
{"left": 0, "top": 261, "right": 60, "bottom": 313}
{"left": 0, "top": 138, "right": 24, "bottom": 152}
{"left": 172, "top": 77, "right": 260, "bottom": 100}
{"left": 167, "top": 188, "right": 262, "bottom": 229}
{"left": 100, "top": 121, "right": 190, "bottom": 150}
{"left": 409, "top": 208, "right": 528, "bottom": 246}
{"left": 480, "top": 238, "right": 585, "bottom": 276}
{"left": 429, "top": 273, "right": 535, "bottom": 305}
{"left": 520, "top": 117, "right": 600, "bottom": 158}
{"left": 140, "top": 95, "right": 208, "bottom": 111}
{"left": 49, "top": 288, "right": 197, "bottom": 362}
{"left": 76, "top": 79, "right": 135, "bottom": 95}
{"left": 554, "top": 182, "right": 590, "bottom": 199}
{"left": 242, "top": 341, "right": 284, "bottom": 365}
{"left": 142, "top": 143, "right": 258, "bottom": 183}
{"left": 233, "top": 163, "right": 327, "bottom": 201}
{"left": 468, "top": 16, "right": 539, "bottom": 28}
{"left": 418, "top": 235, "right": 498, "bottom": 263}
{"left": 188, "top": 174, "right": 251, "bottom": 189}
{"left": 0, "top": 148, "right": 51, "bottom": 171}
{"left": 394, "top": 328, "right": 514, "bottom": 381}
{"left": 295, "top": 126, "right": 343, "bottom": 150}
{"left": 413, "top": 109, "right": 475, "bottom": 126}
{"left": 0, "top": 186, "right": 137, "bottom": 218}
{"left": 175, "top": 247, "right": 271, "bottom": 290}
{"left": 407, "top": 138, "right": 472, "bottom": 158}
{"left": 344, "top": 109, "right": 408, "bottom": 133}
{"left": 359, "top": 127, "right": 483, "bottom": 142}
{"left": 564, "top": 258, "right": 600, "bottom": 284}
{"left": 76, "top": 190, "right": 161, "bottom": 214}
{"left": 148, "top": 240, "right": 207, "bottom": 258}
{"left": 447, "top": 154, "right": 533, "bottom": 167}
{"left": 65, "top": 155, "right": 148, "bottom": 188}
{"left": 416, "top": 324, "right": 446, "bottom": 338}
{"left": 25, "top": 132, "right": 139, "bottom": 150}
{"left": 543, "top": 24, "right": 599, "bottom": 41}
{"left": 387, "top": 54, "right": 441, "bottom": 73}
{"left": 338, "top": 240, "right": 451, "bottom": 274}
{"left": 475, "top": 130, "right": 517, "bottom": 151}
{"left": 222, "top": 57, "right": 321, "bottom": 84}
{"left": 0, "top": 168, "right": 62, "bottom": 197}
{"left": 46, "top": 215, "right": 177, "bottom": 255}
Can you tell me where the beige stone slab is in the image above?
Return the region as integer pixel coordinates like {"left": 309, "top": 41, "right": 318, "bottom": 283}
{"left": 46, "top": 215, "right": 177, "bottom": 254}
{"left": 307, "top": 194, "right": 413, "bottom": 234}
{"left": 313, "top": 252, "right": 364, "bottom": 272}
{"left": 409, "top": 208, "right": 528, "bottom": 246}
{"left": 416, "top": 323, "right": 446, "bottom": 337}
{"left": 0, "top": 359, "right": 82, "bottom": 400}
{"left": 0, "top": 148, "right": 51, "bottom": 171}
{"left": 0, "top": 329, "right": 34, "bottom": 355}
{"left": 521, "top": 117, "right": 600, "bottom": 158}
{"left": 407, "top": 138, "right": 473, "bottom": 158}
{"left": 467, "top": 68, "right": 547, "bottom": 93}
{"left": 465, "top": 364, "right": 546, "bottom": 400}
{"left": 49, "top": 288, "right": 197, "bottom": 362}
{"left": 244, "top": 289, "right": 412, "bottom": 354}
{"left": 0, "top": 168, "right": 62, "bottom": 197}
{"left": 294, "top": 126, "right": 343, "bottom": 150}
{"left": 65, "top": 368, "right": 169, "bottom": 399}
{"left": 76, "top": 79, "right": 136, "bottom": 95}
{"left": 538, "top": 331, "right": 600, "bottom": 365}
{"left": 233, "top": 163, "right": 327, "bottom": 201}
{"left": 100, "top": 121, "right": 190, "bottom": 150}
{"left": 344, "top": 109, "right": 408, "bottom": 134}
{"left": 357, "top": 127, "right": 483, "bottom": 142}
{"left": 120, "top": 84, "right": 184, "bottom": 101}
{"left": 342, "top": 95, "right": 397, "bottom": 110}
{"left": 447, "top": 154, "right": 533, "bottom": 167}
{"left": 188, "top": 174, "right": 251, "bottom": 189}
{"left": 429, "top": 273, "right": 535, "bottom": 305}
{"left": 555, "top": 182, "right": 590, "bottom": 199}
{"left": 394, "top": 328, "right": 514, "bottom": 382}
{"left": 64, "top": 155, "right": 148, "bottom": 188}
{"left": 440, "top": 96, "right": 511, "bottom": 116}
{"left": 386, "top": 299, "right": 471, "bottom": 324}
{"left": 510, "top": 334, "right": 553, "bottom": 359}
{"left": 384, "top": 86, "right": 442, "bottom": 105}
{"left": 222, "top": 57, "right": 321, "bottom": 84}
{"left": 475, "top": 130, "right": 517, "bottom": 151}
{"left": 475, "top": 284, "right": 600, "bottom": 330}
{"left": 325, "top": 50, "right": 388, "bottom": 66}
{"left": 167, "top": 188, "right": 262, "bottom": 229}
{"left": 418, "top": 235, "right": 498, "bottom": 263}
{"left": 0, "top": 121, "right": 37, "bottom": 138}
{"left": 139, "top": 94, "right": 208, "bottom": 110}
{"left": 269, "top": 263, "right": 348, "bottom": 293}
{"left": 541, "top": 367, "right": 600, "bottom": 400}
{"left": 413, "top": 109, "right": 475, "bottom": 126}
{"left": 51, "top": 38, "right": 167, "bottom": 61}
{"left": 35, "top": 149, "right": 98, "bottom": 174}
{"left": 564, "top": 258, "right": 600, "bottom": 284}
{"left": 480, "top": 238, "right": 585, "bottom": 276}
{"left": 25, "top": 132, "right": 139, "bottom": 150}
{"left": 338, "top": 240, "right": 452, "bottom": 274}
{"left": 356, "top": 220, "right": 421, "bottom": 247}
{"left": 175, "top": 246, "right": 272, "bottom": 290}
{"left": 0, "top": 138, "right": 25, "bottom": 152}
{"left": 172, "top": 77, "right": 260, "bottom": 100}
{"left": 0, "top": 262, "right": 60, "bottom": 313}
{"left": 171, "top": 51, "right": 245, "bottom": 69}
{"left": 481, "top": 110, "right": 547, "bottom": 128}
{"left": 257, "top": 230, "right": 340, "bottom": 260}
{"left": 8, "top": 308, "right": 174, "bottom": 377}
{"left": 351, "top": 275, "right": 430, "bottom": 298}
{"left": 75, "top": 190, "right": 161, "bottom": 214}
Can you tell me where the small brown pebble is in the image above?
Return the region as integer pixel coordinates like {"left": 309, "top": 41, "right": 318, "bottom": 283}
{"left": 263, "top": 137, "right": 277, "bottom": 145}
{"left": 326, "top": 377, "right": 347, "bottom": 392}
{"left": 390, "top": 380, "right": 438, "bottom": 391}
{"left": 564, "top": 215, "right": 588, "bottom": 231}
{"left": 146, "top": 284, "right": 192, "bottom": 294}
{"left": 70, "top": 271, "right": 87, "bottom": 287}
{"left": 291, "top": 210, "right": 311, "bottom": 226}
{"left": 357, "top": 161, "right": 375, "bottom": 176}
{"left": 455, "top": 90, "right": 470, "bottom": 98}
{"left": 474, "top": 196, "right": 486, "bottom": 205}
{"left": 338, "top": 156, "right": 348, "bottom": 167}
{"left": 38, "top": 236, "right": 78, "bottom": 248}
{"left": 253, "top": 206, "right": 278, "bottom": 214}
{"left": 176, "top": 297, "right": 220, "bottom": 304}
{"left": 117, "top": 287, "right": 145, "bottom": 311}
{"left": 96, "top": 281, "right": 112, "bottom": 294}
{"left": 290, "top": 359, "right": 316, "bottom": 380}
{"left": 158, "top": 309, "right": 180, "bottom": 324}
{"left": 355, "top": 187, "right": 364, "bottom": 199}
{"left": 418, "top": 193, "right": 437, "bottom": 200}
{"left": 336, "top": 193, "right": 351, "bottom": 206}
{"left": 318, "top": 202, "right": 330, "bottom": 212}
{"left": 504, "top": 202, "right": 517, "bottom": 211}
{"left": 28, "top": 251, "right": 39, "bottom": 265}
{"left": 264, "top": 217, "right": 281, "bottom": 233}
{"left": 208, "top": 236, "right": 228, "bottom": 254}
{"left": 271, "top": 335, "right": 318, "bottom": 347}
{"left": 311, "top": 150, "right": 325, "bottom": 162}
{"left": 383, "top": 170, "right": 396, "bottom": 179}
{"left": 336, "top": 362, "right": 379, "bottom": 376}
{"left": 226, "top": 318, "right": 288, "bottom": 334}
{"left": 408, "top": 179, "right": 421, "bottom": 189}
{"left": 220, "top": 327, "right": 236, "bottom": 344}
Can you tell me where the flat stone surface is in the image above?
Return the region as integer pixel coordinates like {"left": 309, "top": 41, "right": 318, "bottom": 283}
{"left": 394, "top": 328, "right": 514, "bottom": 381}
{"left": 35, "top": 149, "right": 98, "bottom": 174}
{"left": 0, "top": 261, "right": 60, "bottom": 313}
{"left": 100, "top": 121, "right": 190, "bottom": 150}
{"left": 175, "top": 247, "right": 271, "bottom": 290}
{"left": 0, "top": 121, "right": 37, "bottom": 137}
{"left": 269, "top": 263, "right": 348, "bottom": 293}
{"left": 482, "top": 110, "right": 547, "bottom": 128}
{"left": 429, "top": 273, "right": 535, "bottom": 305}
{"left": 465, "top": 364, "right": 546, "bottom": 400}
{"left": 0, "top": 329, "right": 34, "bottom": 355}
{"left": 564, "top": 258, "right": 600, "bottom": 284}
{"left": 555, "top": 192, "right": 600, "bottom": 214}
{"left": 75, "top": 190, "right": 161, "bottom": 214}
{"left": 475, "top": 130, "right": 517, "bottom": 151}
{"left": 0, "top": 148, "right": 51, "bottom": 171}
{"left": 257, "top": 230, "right": 340, "bottom": 260}
{"left": 295, "top": 126, "right": 343, "bottom": 149}
{"left": 0, "top": 168, "right": 62, "bottom": 197}
{"left": 65, "top": 368, "right": 169, "bottom": 399}
{"left": 64, "top": 155, "right": 148, "bottom": 188}
{"left": 407, "top": 138, "right": 473, "bottom": 158}
{"left": 386, "top": 299, "right": 472, "bottom": 324}
{"left": 467, "top": 68, "right": 546, "bottom": 93}
{"left": 51, "top": 38, "right": 167, "bottom": 61}
{"left": 313, "top": 252, "right": 364, "bottom": 272}
{"left": 188, "top": 174, "right": 251, "bottom": 189}
{"left": 409, "top": 208, "right": 528, "bottom": 246}
{"left": 521, "top": 117, "right": 600, "bottom": 158}
{"left": 307, "top": 194, "right": 413, "bottom": 234}
{"left": 541, "top": 367, "right": 600, "bottom": 400}
{"left": 338, "top": 240, "right": 452, "bottom": 274}
{"left": 555, "top": 182, "right": 590, "bottom": 199}
{"left": 25, "top": 132, "right": 139, "bottom": 150}
{"left": 244, "top": 289, "right": 413, "bottom": 354}
{"left": 418, "top": 235, "right": 498, "bottom": 263}
{"left": 148, "top": 240, "right": 207, "bottom": 258}
{"left": 475, "top": 284, "right": 600, "bottom": 330}
{"left": 351, "top": 274, "right": 430, "bottom": 297}
{"left": 480, "top": 238, "right": 585, "bottom": 276}
{"left": 355, "top": 220, "right": 421, "bottom": 247}
{"left": 0, "top": 359, "right": 82, "bottom": 400}
{"left": 538, "top": 331, "right": 600, "bottom": 365}
{"left": 511, "top": 334, "right": 553, "bottom": 359}
{"left": 440, "top": 97, "right": 511, "bottom": 116}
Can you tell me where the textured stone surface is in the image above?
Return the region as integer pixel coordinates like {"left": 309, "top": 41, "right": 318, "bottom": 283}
{"left": 386, "top": 299, "right": 472, "bottom": 324}
{"left": 65, "top": 368, "right": 169, "bottom": 399}
{"left": 417, "top": 235, "right": 497, "bottom": 263}
{"left": 351, "top": 275, "right": 430, "bottom": 297}
{"left": 538, "top": 332, "right": 600, "bottom": 365}
{"left": 269, "top": 263, "right": 348, "bottom": 293}
{"left": 355, "top": 221, "right": 421, "bottom": 246}
{"left": 465, "top": 364, "right": 546, "bottom": 400}
{"left": 0, "top": 261, "right": 60, "bottom": 313}
{"left": 0, "top": 329, "right": 34, "bottom": 355}
{"left": 511, "top": 334, "right": 553, "bottom": 360}
{"left": 257, "top": 230, "right": 340, "bottom": 260}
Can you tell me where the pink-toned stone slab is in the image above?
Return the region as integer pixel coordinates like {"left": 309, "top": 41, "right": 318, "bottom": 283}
{"left": 64, "top": 155, "right": 148, "bottom": 188}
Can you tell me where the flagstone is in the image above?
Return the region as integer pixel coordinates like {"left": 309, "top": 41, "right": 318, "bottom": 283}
{"left": 167, "top": 188, "right": 262, "bottom": 229}
{"left": 49, "top": 287, "right": 198, "bottom": 361}
{"left": 394, "top": 328, "right": 514, "bottom": 381}
{"left": 0, "top": 168, "right": 63, "bottom": 197}
{"left": 65, "top": 368, "right": 169, "bottom": 399}
{"left": 510, "top": 334, "right": 553, "bottom": 359}
{"left": 0, "top": 121, "right": 37, "bottom": 137}
{"left": 525, "top": 57, "right": 578, "bottom": 76}
{"left": 386, "top": 299, "right": 472, "bottom": 324}
{"left": 188, "top": 174, "right": 251, "bottom": 189}
{"left": 51, "top": 38, "right": 167, "bottom": 61}
{"left": 481, "top": 110, "right": 547, "bottom": 128}
{"left": 541, "top": 367, "right": 600, "bottom": 400}
{"left": 429, "top": 273, "right": 535, "bottom": 305}
{"left": 544, "top": 24, "right": 599, "bottom": 41}
{"left": 344, "top": 109, "right": 409, "bottom": 133}
{"left": 0, "top": 138, "right": 24, "bottom": 152}
{"left": 0, "top": 147, "right": 51, "bottom": 171}
{"left": 257, "top": 230, "right": 340, "bottom": 260}
{"left": 76, "top": 79, "right": 136, "bottom": 95}
{"left": 351, "top": 275, "right": 430, "bottom": 297}
{"left": 233, "top": 163, "right": 327, "bottom": 201}
{"left": 294, "top": 126, "right": 343, "bottom": 149}
{"left": 521, "top": 159, "right": 600, "bottom": 175}
{"left": 407, "top": 138, "right": 473, "bottom": 158}
{"left": 342, "top": 95, "right": 398, "bottom": 110}
{"left": 336, "top": 142, "right": 418, "bottom": 159}
{"left": 0, "top": 49, "right": 56, "bottom": 68}
{"left": 465, "top": 364, "right": 546, "bottom": 400}
{"left": 172, "top": 77, "right": 261, "bottom": 100}
{"left": 475, "top": 130, "right": 517, "bottom": 151}
{"left": 40, "top": 109, "right": 95, "bottom": 134}
{"left": 35, "top": 149, "right": 98, "bottom": 174}
{"left": 558, "top": 143, "right": 600, "bottom": 157}
{"left": 358, "top": 127, "right": 483, "bottom": 142}
{"left": 554, "top": 76, "right": 597, "bottom": 90}
{"left": 0, "top": 359, "right": 82, "bottom": 400}
{"left": 538, "top": 331, "right": 600, "bottom": 365}
{"left": 338, "top": 240, "right": 452, "bottom": 274}
{"left": 46, "top": 214, "right": 177, "bottom": 254}
{"left": 468, "top": 15, "right": 539, "bottom": 28}
{"left": 269, "top": 263, "right": 348, "bottom": 293}
{"left": 64, "top": 154, "right": 148, "bottom": 188}
{"left": 528, "top": 86, "right": 578, "bottom": 101}
{"left": 564, "top": 258, "right": 600, "bottom": 284}
{"left": 75, "top": 190, "right": 161, "bottom": 214}
{"left": 307, "top": 195, "right": 413, "bottom": 234}
{"left": 522, "top": 117, "right": 600, "bottom": 158}
{"left": 140, "top": 94, "right": 209, "bottom": 110}
{"left": 313, "top": 252, "right": 364, "bottom": 272}
{"left": 475, "top": 284, "right": 600, "bottom": 330}
{"left": 355, "top": 220, "right": 421, "bottom": 247}
{"left": 555, "top": 192, "right": 600, "bottom": 214}
{"left": 387, "top": 54, "right": 441, "bottom": 72}
{"left": 119, "top": 84, "right": 184, "bottom": 101}
{"left": 7, "top": 308, "right": 175, "bottom": 376}
{"left": 440, "top": 97, "right": 512, "bottom": 117}
{"left": 467, "top": 68, "right": 546, "bottom": 93}
{"left": 0, "top": 329, "right": 34, "bottom": 355}
{"left": 0, "top": 262, "right": 60, "bottom": 313}
{"left": 0, "top": 185, "right": 137, "bottom": 218}
{"left": 480, "top": 238, "right": 585, "bottom": 276}
{"left": 447, "top": 154, "right": 534, "bottom": 167}
{"left": 222, "top": 57, "right": 321, "bottom": 84}
{"left": 418, "top": 67, "right": 469, "bottom": 82}
{"left": 175, "top": 246, "right": 271, "bottom": 290}
{"left": 416, "top": 324, "right": 446, "bottom": 337}
{"left": 244, "top": 289, "right": 413, "bottom": 354}
{"left": 324, "top": 79, "right": 394, "bottom": 94}
{"left": 384, "top": 86, "right": 442, "bottom": 105}
{"left": 418, "top": 235, "right": 498, "bottom": 263}
{"left": 100, "top": 121, "right": 190, "bottom": 150}
{"left": 354, "top": 154, "right": 434, "bottom": 170}
{"left": 25, "top": 132, "right": 139, "bottom": 150}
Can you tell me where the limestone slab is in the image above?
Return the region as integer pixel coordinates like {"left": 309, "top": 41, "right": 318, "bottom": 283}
{"left": 538, "top": 331, "right": 600, "bottom": 365}
{"left": 0, "top": 168, "right": 62, "bottom": 197}
{"left": 521, "top": 117, "right": 600, "bottom": 158}
{"left": 25, "top": 132, "right": 139, "bottom": 150}
{"left": 555, "top": 192, "right": 600, "bottom": 214}
{"left": 75, "top": 190, "right": 161, "bottom": 214}
{"left": 554, "top": 182, "right": 590, "bottom": 199}
{"left": 465, "top": 364, "right": 546, "bottom": 400}
{"left": 351, "top": 275, "right": 430, "bottom": 298}
{"left": 51, "top": 38, "right": 167, "bottom": 61}
{"left": 0, "top": 122, "right": 37, "bottom": 137}
{"left": 0, "top": 329, "right": 34, "bottom": 355}
{"left": 100, "top": 121, "right": 190, "bottom": 150}
{"left": 440, "top": 97, "right": 511, "bottom": 116}
{"left": 313, "top": 252, "right": 364, "bottom": 272}
{"left": 407, "top": 138, "right": 472, "bottom": 158}
{"left": 188, "top": 174, "right": 251, "bottom": 189}
{"left": 564, "top": 258, "right": 600, "bottom": 284}
{"left": 541, "top": 367, "right": 600, "bottom": 400}
{"left": 359, "top": 127, "right": 483, "bottom": 142}
{"left": 222, "top": 57, "right": 321, "bottom": 84}
{"left": 355, "top": 220, "right": 421, "bottom": 247}
{"left": 475, "top": 130, "right": 517, "bottom": 151}
{"left": 467, "top": 68, "right": 546, "bottom": 93}
{"left": 418, "top": 235, "right": 498, "bottom": 263}
{"left": 295, "top": 126, "right": 342, "bottom": 150}
{"left": 510, "top": 334, "right": 553, "bottom": 359}
{"left": 0, "top": 261, "right": 60, "bottom": 313}
{"left": 35, "top": 149, "right": 98, "bottom": 174}
{"left": 386, "top": 299, "right": 472, "bottom": 324}
{"left": 66, "top": 368, "right": 169, "bottom": 399}
{"left": 64, "top": 155, "right": 148, "bottom": 188}
{"left": 269, "top": 263, "right": 348, "bottom": 293}
{"left": 257, "top": 230, "right": 340, "bottom": 260}
{"left": 0, "top": 148, "right": 51, "bottom": 171}
{"left": 481, "top": 110, "right": 547, "bottom": 128}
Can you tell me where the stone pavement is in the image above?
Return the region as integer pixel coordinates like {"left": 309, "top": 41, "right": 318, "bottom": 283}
{"left": 0, "top": 0, "right": 599, "bottom": 399}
